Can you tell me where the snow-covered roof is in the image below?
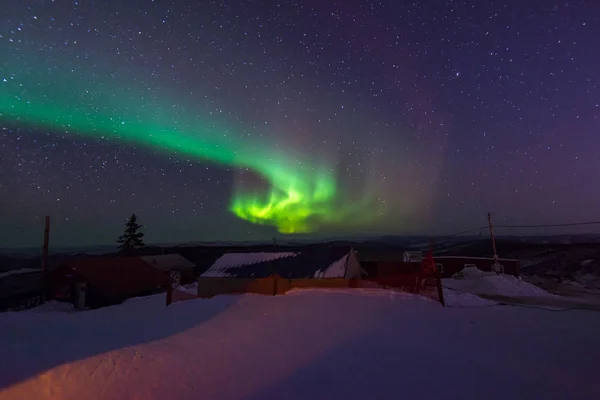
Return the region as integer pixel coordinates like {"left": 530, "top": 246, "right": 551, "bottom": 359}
{"left": 313, "top": 255, "right": 348, "bottom": 278}
{"left": 140, "top": 254, "right": 195, "bottom": 271}
{"left": 434, "top": 256, "right": 518, "bottom": 262}
{"left": 201, "top": 252, "right": 298, "bottom": 278}
{"left": 0, "top": 268, "right": 41, "bottom": 279}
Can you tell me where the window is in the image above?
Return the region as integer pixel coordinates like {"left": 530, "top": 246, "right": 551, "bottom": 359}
{"left": 464, "top": 263, "right": 477, "bottom": 269}
{"left": 435, "top": 263, "right": 444, "bottom": 274}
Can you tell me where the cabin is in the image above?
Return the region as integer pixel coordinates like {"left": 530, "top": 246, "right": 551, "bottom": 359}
{"left": 195, "top": 247, "right": 366, "bottom": 298}
{"left": 201, "top": 247, "right": 363, "bottom": 280}
{"left": 48, "top": 257, "right": 171, "bottom": 309}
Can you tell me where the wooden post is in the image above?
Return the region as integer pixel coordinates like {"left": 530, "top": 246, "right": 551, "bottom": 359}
{"left": 488, "top": 212, "right": 503, "bottom": 273}
{"left": 41, "top": 216, "right": 50, "bottom": 301}
{"left": 166, "top": 282, "right": 173, "bottom": 307}
{"left": 41, "top": 216, "right": 50, "bottom": 274}
{"left": 487, "top": 212, "right": 499, "bottom": 264}
{"left": 426, "top": 238, "right": 444, "bottom": 306}
{"left": 436, "top": 271, "right": 445, "bottom": 307}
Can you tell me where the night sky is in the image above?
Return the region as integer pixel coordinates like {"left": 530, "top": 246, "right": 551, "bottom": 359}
{"left": 1, "top": 0, "right": 599, "bottom": 248}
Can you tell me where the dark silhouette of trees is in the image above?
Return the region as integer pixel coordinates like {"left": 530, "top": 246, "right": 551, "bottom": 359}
{"left": 117, "top": 213, "right": 145, "bottom": 254}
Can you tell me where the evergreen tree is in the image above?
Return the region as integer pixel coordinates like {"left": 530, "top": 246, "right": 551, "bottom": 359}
{"left": 117, "top": 213, "right": 145, "bottom": 254}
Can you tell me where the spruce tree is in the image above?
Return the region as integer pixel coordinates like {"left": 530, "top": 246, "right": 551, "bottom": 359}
{"left": 117, "top": 213, "right": 145, "bottom": 254}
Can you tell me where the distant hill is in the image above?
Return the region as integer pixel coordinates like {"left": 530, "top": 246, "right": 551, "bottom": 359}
{"left": 1, "top": 235, "right": 599, "bottom": 278}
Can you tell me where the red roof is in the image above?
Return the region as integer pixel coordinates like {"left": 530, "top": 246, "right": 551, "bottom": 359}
{"left": 58, "top": 257, "right": 171, "bottom": 298}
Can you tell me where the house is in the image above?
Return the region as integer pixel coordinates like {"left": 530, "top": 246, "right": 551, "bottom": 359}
{"left": 140, "top": 254, "right": 196, "bottom": 286}
{"left": 48, "top": 257, "right": 171, "bottom": 309}
{"left": 200, "top": 247, "right": 364, "bottom": 280}
{"left": 433, "top": 256, "right": 520, "bottom": 278}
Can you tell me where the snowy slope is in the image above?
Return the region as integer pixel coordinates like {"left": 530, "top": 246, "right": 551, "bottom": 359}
{"left": 1, "top": 290, "right": 600, "bottom": 400}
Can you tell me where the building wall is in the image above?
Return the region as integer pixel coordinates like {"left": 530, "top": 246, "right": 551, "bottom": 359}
{"left": 191, "top": 275, "right": 443, "bottom": 305}
{"left": 360, "top": 261, "right": 378, "bottom": 278}
{"left": 0, "top": 290, "right": 43, "bottom": 311}
{"left": 197, "top": 276, "right": 350, "bottom": 298}
{"left": 197, "top": 277, "right": 276, "bottom": 297}
{"left": 361, "top": 258, "right": 519, "bottom": 279}
{"left": 376, "top": 262, "right": 421, "bottom": 278}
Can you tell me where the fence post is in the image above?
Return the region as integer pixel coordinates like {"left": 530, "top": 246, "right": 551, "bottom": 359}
{"left": 435, "top": 271, "right": 445, "bottom": 307}
{"left": 166, "top": 282, "right": 172, "bottom": 306}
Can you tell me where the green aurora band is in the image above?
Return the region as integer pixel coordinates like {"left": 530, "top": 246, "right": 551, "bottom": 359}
{"left": 0, "top": 49, "right": 379, "bottom": 233}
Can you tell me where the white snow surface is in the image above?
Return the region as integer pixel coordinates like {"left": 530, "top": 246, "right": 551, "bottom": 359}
{"left": 313, "top": 255, "right": 347, "bottom": 278}
{"left": 1, "top": 289, "right": 600, "bottom": 400}
{"left": 24, "top": 301, "right": 75, "bottom": 314}
{"left": 443, "top": 290, "right": 497, "bottom": 308}
{"left": 444, "top": 267, "right": 553, "bottom": 297}
{"left": 177, "top": 282, "right": 198, "bottom": 295}
{"left": 0, "top": 268, "right": 40, "bottom": 279}
{"left": 202, "top": 252, "right": 298, "bottom": 277}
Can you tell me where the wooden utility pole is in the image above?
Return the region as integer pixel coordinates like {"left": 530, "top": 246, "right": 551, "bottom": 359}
{"left": 487, "top": 212, "right": 501, "bottom": 271}
{"left": 41, "top": 216, "right": 50, "bottom": 301}
{"left": 41, "top": 216, "right": 50, "bottom": 274}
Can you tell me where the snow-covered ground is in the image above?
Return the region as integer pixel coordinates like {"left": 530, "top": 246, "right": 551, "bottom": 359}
{"left": 1, "top": 289, "right": 600, "bottom": 400}
{"left": 443, "top": 267, "right": 554, "bottom": 298}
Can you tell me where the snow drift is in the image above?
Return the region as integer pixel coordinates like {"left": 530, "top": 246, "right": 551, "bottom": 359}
{"left": 1, "top": 288, "right": 600, "bottom": 400}
{"left": 444, "top": 266, "right": 553, "bottom": 297}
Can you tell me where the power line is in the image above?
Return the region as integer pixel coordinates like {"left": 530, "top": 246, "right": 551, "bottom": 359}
{"left": 432, "top": 218, "right": 600, "bottom": 243}
{"left": 495, "top": 220, "right": 600, "bottom": 229}
{"left": 434, "top": 226, "right": 488, "bottom": 241}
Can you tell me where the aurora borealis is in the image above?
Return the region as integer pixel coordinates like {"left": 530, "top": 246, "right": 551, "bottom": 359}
{"left": 0, "top": 46, "right": 380, "bottom": 234}
{"left": 1, "top": 0, "right": 599, "bottom": 247}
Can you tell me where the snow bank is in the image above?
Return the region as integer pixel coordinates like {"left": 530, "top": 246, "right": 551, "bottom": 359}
{"left": 444, "top": 290, "right": 497, "bottom": 308}
{"left": 444, "top": 267, "right": 552, "bottom": 297}
{"left": 453, "top": 266, "right": 496, "bottom": 279}
{"left": 1, "top": 289, "right": 599, "bottom": 400}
